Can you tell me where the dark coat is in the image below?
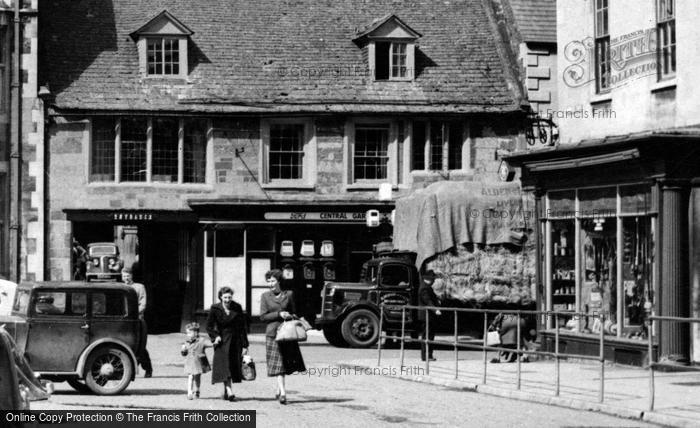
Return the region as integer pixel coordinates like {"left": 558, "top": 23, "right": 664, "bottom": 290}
{"left": 206, "top": 302, "right": 249, "bottom": 384}
{"left": 417, "top": 283, "right": 439, "bottom": 322}
{"left": 259, "top": 290, "right": 297, "bottom": 337}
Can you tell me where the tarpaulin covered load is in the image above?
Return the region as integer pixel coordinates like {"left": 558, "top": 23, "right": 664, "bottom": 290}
{"left": 394, "top": 181, "right": 531, "bottom": 268}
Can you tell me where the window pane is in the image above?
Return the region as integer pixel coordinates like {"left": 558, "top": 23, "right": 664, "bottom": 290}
{"left": 620, "top": 185, "right": 652, "bottom": 214}
{"left": 184, "top": 119, "right": 207, "bottom": 183}
{"left": 448, "top": 122, "right": 463, "bottom": 170}
{"left": 579, "top": 187, "right": 616, "bottom": 216}
{"left": 581, "top": 218, "right": 617, "bottom": 336}
{"left": 120, "top": 117, "right": 147, "bottom": 182}
{"left": 622, "top": 216, "right": 653, "bottom": 337}
{"left": 548, "top": 191, "right": 576, "bottom": 217}
{"left": 163, "top": 38, "right": 180, "bottom": 76}
{"left": 147, "top": 39, "right": 163, "bottom": 75}
{"left": 391, "top": 43, "right": 407, "bottom": 78}
{"left": 269, "top": 124, "right": 304, "bottom": 180}
{"left": 92, "top": 292, "right": 127, "bottom": 317}
{"left": 206, "top": 229, "right": 244, "bottom": 257}
{"left": 91, "top": 117, "right": 115, "bottom": 181}
{"left": 375, "top": 42, "right": 390, "bottom": 80}
{"left": 380, "top": 264, "right": 410, "bottom": 287}
{"left": 71, "top": 293, "right": 87, "bottom": 316}
{"left": 429, "top": 122, "right": 444, "bottom": 171}
{"left": 354, "top": 125, "right": 389, "bottom": 180}
{"left": 551, "top": 220, "right": 576, "bottom": 320}
{"left": 152, "top": 117, "right": 179, "bottom": 182}
{"left": 411, "top": 121, "right": 425, "bottom": 170}
{"left": 34, "top": 292, "right": 66, "bottom": 315}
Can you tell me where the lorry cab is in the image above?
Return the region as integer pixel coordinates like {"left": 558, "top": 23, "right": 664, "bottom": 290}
{"left": 316, "top": 254, "right": 421, "bottom": 347}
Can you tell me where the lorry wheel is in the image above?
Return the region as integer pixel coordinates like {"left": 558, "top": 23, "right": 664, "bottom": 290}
{"left": 341, "top": 309, "right": 380, "bottom": 348}
{"left": 66, "top": 378, "right": 91, "bottom": 394}
{"left": 84, "top": 346, "right": 133, "bottom": 395}
{"left": 323, "top": 326, "right": 348, "bottom": 347}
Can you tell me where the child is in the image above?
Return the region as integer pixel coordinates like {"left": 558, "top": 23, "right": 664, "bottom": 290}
{"left": 181, "top": 322, "right": 212, "bottom": 399}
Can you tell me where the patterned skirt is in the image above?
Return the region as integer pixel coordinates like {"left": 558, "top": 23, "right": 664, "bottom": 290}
{"left": 265, "top": 337, "right": 306, "bottom": 376}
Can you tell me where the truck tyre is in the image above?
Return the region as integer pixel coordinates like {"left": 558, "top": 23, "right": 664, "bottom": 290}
{"left": 83, "top": 346, "right": 133, "bottom": 395}
{"left": 323, "top": 325, "right": 348, "bottom": 347}
{"left": 341, "top": 309, "right": 380, "bottom": 348}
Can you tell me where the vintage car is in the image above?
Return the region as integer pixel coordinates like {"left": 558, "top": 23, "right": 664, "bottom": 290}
{"left": 85, "top": 242, "right": 124, "bottom": 282}
{"left": 0, "top": 325, "right": 51, "bottom": 410}
{"left": 0, "top": 281, "right": 143, "bottom": 395}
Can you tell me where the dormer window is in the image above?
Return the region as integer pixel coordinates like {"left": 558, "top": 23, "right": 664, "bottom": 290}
{"left": 130, "top": 10, "right": 193, "bottom": 79}
{"left": 353, "top": 15, "right": 421, "bottom": 82}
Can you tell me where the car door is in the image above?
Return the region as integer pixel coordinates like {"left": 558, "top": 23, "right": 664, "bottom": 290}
{"left": 25, "top": 290, "right": 89, "bottom": 372}
{"left": 377, "top": 264, "right": 414, "bottom": 324}
{"left": 89, "top": 291, "right": 139, "bottom": 352}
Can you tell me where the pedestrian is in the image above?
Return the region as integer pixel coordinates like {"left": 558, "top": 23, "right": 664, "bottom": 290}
{"left": 260, "top": 269, "right": 306, "bottom": 405}
{"left": 418, "top": 270, "right": 442, "bottom": 361}
{"left": 489, "top": 312, "right": 528, "bottom": 363}
{"left": 180, "top": 322, "right": 212, "bottom": 400}
{"left": 206, "top": 286, "right": 249, "bottom": 402}
{"left": 121, "top": 267, "right": 153, "bottom": 377}
{"left": 71, "top": 239, "right": 87, "bottom": 280}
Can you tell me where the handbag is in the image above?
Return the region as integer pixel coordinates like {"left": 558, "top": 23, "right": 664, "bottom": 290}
{"left": 486, "top": 331, "right": 501, "bottom": 347}
{"left": 275, "top": 319, "right": 308, "bottom": 342}
{"left": 241, "top": 355, "right": 256, "bottom": 381}
{"left": 297, "top": 317, "right": 313, "bottom": 331}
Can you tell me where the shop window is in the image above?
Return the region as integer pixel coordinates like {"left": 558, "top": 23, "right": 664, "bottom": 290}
{"left": 152, "top": 118, "right": 179, "bottom": 182}
{"left": 579, "top": 187, "right": 616, "bottom": 216}
{"left": 246, "top": 227, "right": 274, "bottom": 252}
{"left": 548, "top": 191, "right": 575, "bottom": 218}
{"left": 657, "top": 0, "right": 676, "bottom": 80}
{"left": 354, "top": 124, "right": 389, "bottom": 180}
{"left": 551, "top": 221, "right": 576, "bottom": 321}
{"left": 620, "top": 184, "right": 653, "bottom": 214}
{"left": 621, "top": 217, "right": 653, "bottom": 337}
{"left": 90, "top": 117, "right": 209, "bottom": 184}
{"left": 581, "top": 218, "right": 617, "bottom": 335}
{"left": 206, "top": 229, "right": 244, "bottom": 258}
{"left": 120, "top": 117, "right": 148, "bottom": 182}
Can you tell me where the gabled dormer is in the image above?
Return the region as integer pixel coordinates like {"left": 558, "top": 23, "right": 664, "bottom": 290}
{"left": 130, "top": 10, "right": 194, "bottom": 79}
{"left": 353, "top": 14, "right": 421, "bottom": 81}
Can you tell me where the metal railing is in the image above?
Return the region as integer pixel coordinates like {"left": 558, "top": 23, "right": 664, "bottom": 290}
{"left": 647, "top": 315, "right": 700, "bottom": 411}
{"left": 378, "top": 304, "right": 609, "bottom": 402}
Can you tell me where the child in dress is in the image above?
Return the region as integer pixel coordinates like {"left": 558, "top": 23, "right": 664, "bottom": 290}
{"left": 181, "top": 322, "right": 212, "bottom": 399}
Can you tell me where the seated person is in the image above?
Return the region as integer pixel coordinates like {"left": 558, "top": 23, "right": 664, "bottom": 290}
{"left": 35, "top": 296, "right": 63, "bottom": 315}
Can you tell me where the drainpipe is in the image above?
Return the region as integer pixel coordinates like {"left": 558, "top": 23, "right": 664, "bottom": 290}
{"left": 9, "top": 0, "right": 22, "bottom": 282}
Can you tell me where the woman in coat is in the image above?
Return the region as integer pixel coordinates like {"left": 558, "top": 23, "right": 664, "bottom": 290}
{"left": 206, "top": 286, "right": 249, "bottom": 401}
{"left": 489, "top": 312, "right": 528, "bottom": 363}
{"left": 260, "top": 269, "right": 306, "bottom": 404}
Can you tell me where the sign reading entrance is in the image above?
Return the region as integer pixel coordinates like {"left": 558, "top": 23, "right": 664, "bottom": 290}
{"left": 264, "top": 212, "right": 368, "bottom": 222}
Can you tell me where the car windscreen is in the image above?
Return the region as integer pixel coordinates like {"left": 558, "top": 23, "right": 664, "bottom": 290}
{"left": 92, "top": 292, "right": 127, "bottom": 317}
{"left": 89, "top": 246, "right": 117, "bottom": 256}
{"left": 12, "top": 289, "right": 30, "bottom": 314}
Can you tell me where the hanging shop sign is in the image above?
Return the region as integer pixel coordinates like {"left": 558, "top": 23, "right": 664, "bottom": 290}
{"left": 264, "top": 212, "right": 368, "bottom": 222}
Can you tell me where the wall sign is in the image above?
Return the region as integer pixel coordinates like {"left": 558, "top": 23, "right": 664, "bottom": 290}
{"left": 111, "top": 212, "right": 155, "bottom": 221}
{"left": 264, "top": 212, "right": 368, "bottom": 222}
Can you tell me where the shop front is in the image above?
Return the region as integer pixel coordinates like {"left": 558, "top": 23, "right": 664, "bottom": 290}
{"left": 188, "top": 200, "right": 394, "bottom": 326}
{"left": 507, "top": 134, "right": 700, "bottom": 366}
{"left": 64, "top": 209, "right": 199, "bottom": 333}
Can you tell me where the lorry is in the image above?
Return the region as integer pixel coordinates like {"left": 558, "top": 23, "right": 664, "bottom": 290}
{"left": 315, "top": 252, "right": 423, "bottom": 348}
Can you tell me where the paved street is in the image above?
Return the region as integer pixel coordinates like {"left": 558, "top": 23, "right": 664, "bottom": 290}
{"left": 32, "top": 333, "right": 657, "bottom": 427}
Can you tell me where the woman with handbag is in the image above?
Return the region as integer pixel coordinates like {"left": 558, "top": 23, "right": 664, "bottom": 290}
{"left": 206, "top": 286, "right": 249, "bottom": 401}
{"left": 488, "top": 312, "right": 528, "bottom": 363}
{"left": 260, "top": 269, "right": 306, "bottom": 404}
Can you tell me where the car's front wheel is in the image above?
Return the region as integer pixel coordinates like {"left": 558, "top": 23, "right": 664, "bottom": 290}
{"left": 341, "top": 309, "right": 380, "bottom": 348}
{"left": 83, "top": 346, "right": 133, "bottom": 395}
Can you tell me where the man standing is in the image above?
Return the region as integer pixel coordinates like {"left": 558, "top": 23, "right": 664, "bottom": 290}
{"left": 418, "top": 270, "right": 442, "bottom": 361}
{"left": 122, "top": 267, "right": 153, "bottom": 377}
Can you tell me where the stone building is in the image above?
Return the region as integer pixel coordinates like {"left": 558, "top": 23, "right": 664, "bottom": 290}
{"left": 32, "top": 0, "right": 527, "bottom": 331}
{"left": 508, "top": 0, "right": 700, "bottom": 365}
{"left": 0, "top": 0, "right": 41, "bottom": 282}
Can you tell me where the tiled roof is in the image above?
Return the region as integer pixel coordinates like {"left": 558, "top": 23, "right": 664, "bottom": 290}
{"left": 509, "top": 0, "right": 556, "bottom": 43}
{"left": 39, "top": 0, "right": 522, "bottom": 114}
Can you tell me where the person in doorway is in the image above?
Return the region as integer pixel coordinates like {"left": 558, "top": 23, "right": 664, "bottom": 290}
{"left": 71, "top": 239, "right": 87, "bottom": 281}
{"left": 206, "top": 286, "right": 249, "bottom": 401}
{"left": 121, "top": 267, "right": 153, "bottom": 377}
{"left": 260, "top": 269, "right": 306, "bottom": 405}
{"left": 418, "top": 270, "right": 442, "bottom": 361}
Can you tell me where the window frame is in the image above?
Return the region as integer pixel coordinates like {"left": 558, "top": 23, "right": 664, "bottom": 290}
{"left": 371, "top": 40, "right": 415, "bottom": 82}
{"left": 410, "top": 120, "right": 469, "bottom": 173}
{"left": 656, "top": 0, "right": 676, "bottom": 80}
{"left": 594, "top": 0, "right": 611, "bottom": 94}
{"left": 345, "top": 119, "right": 399, "bottom": 187}
{"left": 260, "top": 118, "right": 317, "bottom": 188}
{"left": 88, "top": 117, "right": 211, "bottom": 186}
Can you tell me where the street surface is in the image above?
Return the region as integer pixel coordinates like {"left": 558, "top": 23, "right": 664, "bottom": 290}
{"left": 32, "top": 333, "right": 657, "bottom": 428}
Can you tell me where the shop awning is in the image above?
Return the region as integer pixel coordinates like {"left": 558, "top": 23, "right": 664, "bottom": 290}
{"left": 393, "top": 181, "right": 532, "bottom": 268}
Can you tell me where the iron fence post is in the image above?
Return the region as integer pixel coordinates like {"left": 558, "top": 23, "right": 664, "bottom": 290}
{"left": 454, "top": 310, "right": 459, "bottom": 380}
{"left": 425, "top": 308, "right": 430, "bottom": 375}
{"left": 599, "top": 317, "right": 605, "bottom": 403}
{"left": 555, "top": 315, "right": 560, "bottom": 397}
{"left": 377, "top": 304, "right": 384, "bottom": 366}
{"left": 516, "top": 312, "right": 521, "bottom": 390}
{"left": 400, "top": 306, "right": 406, "bottom": 369}
{"left": 648, "top": 318, "right": 655, "bottom": 411}
{"left": 483, "top": 312, "right": 488, "bottom": 385}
